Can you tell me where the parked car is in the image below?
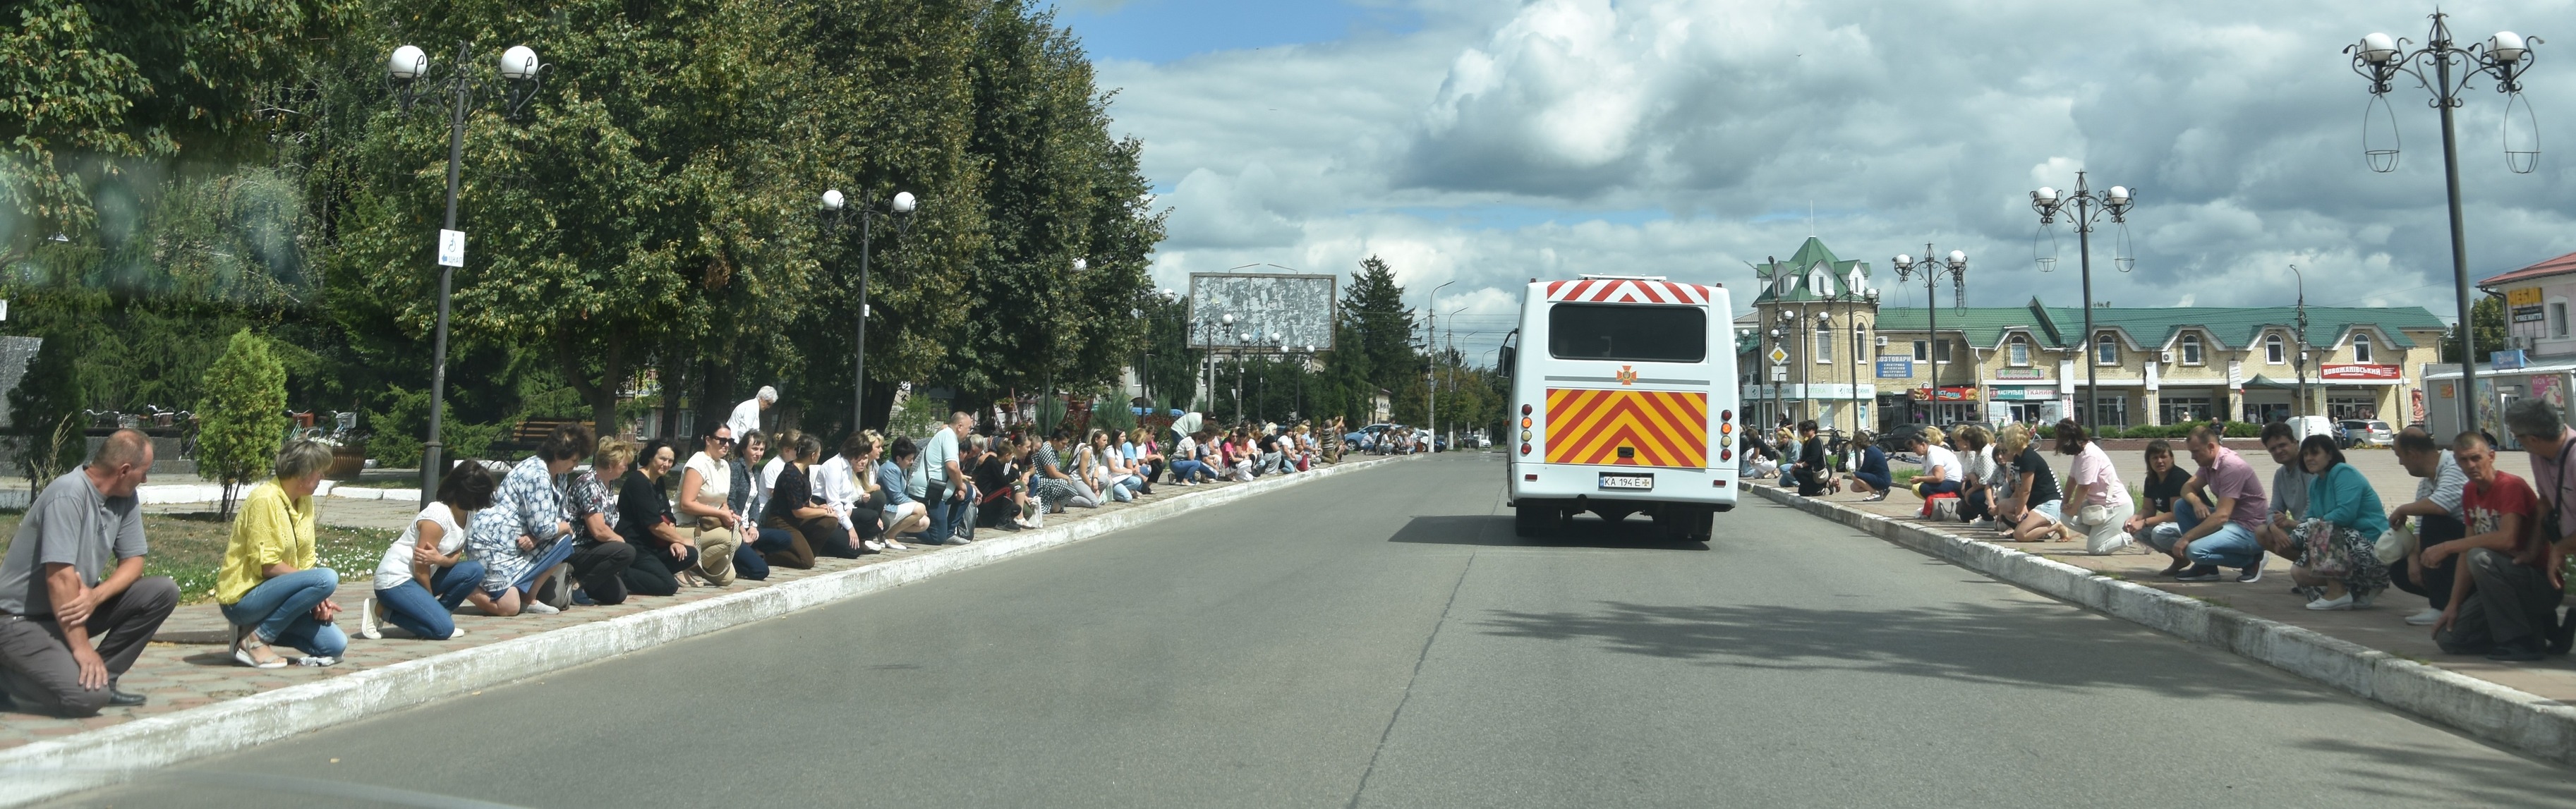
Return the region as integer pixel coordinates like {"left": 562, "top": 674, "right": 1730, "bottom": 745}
{"left": 2282, "top": 415, "right": 2338, "bottom": 444}
{"left": 2338, "top": 419, "right": 2394, "bottom": 448}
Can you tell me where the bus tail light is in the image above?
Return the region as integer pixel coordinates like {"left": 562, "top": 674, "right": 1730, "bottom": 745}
{"left": 1520, "top": 442, "right": 1531, "bottom": 456}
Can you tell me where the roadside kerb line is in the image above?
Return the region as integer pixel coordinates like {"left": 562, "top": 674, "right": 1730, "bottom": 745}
{"left": 1748, "top": 484, "right": 2576, "bottom": 767}
{"left": 0, "top": 454, "right": 1420, "bottom": 807}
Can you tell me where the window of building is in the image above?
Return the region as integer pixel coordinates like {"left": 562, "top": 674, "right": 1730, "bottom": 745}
{"left": 2096, "top": 333, "right": 2117, "bottom": 365}
{"left": 2158, "top": 396, "right": 2211, "bottom": 425}
{"left": 2352, "top": 333, "right": 2374, "bottom": 363}
{"left": 1935, "top": 339, "right": 1953, "bottom": 363}
{"left": 2181, "top": 334, "right": 2203, "bottom": 365}
{"left": 1814, "top": 322, "right": 1832, "bottom": 363}
{"left": 2007, "top": 335, "right": 2030, "bottom": 367}
{"left": 2093, "top": 396, "right": 2130, "bottom": 429}
{"left": 2265, "top": 333, "right": 2285, "bottom": 364}
{"left": 1913, "top": 340, "right": 1929, "bottom": 361}
{"left": 2555, "top": 302, "right": 2568, "bottom": 339}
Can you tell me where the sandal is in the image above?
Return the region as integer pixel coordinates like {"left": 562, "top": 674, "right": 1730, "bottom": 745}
{"left": 231, "top": 626, "right": 287, "bottom": 669}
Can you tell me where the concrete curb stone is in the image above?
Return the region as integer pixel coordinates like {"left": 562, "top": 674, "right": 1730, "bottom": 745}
{"left": 1748, "top": 482, "right": 2576, "bottom": 767}
{"left": 0, "top": 454, "right": 1420, "bottom": 806}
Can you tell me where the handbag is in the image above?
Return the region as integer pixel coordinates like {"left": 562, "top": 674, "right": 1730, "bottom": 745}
{"left": 2076, "top": 504, "right": 2114, "bottom": 528}
{"left": 2299, "top": 518, "right": 2349, "bottom": 577}
{"left": 2374, "top": 525, "right": 2414, "bottom": 566}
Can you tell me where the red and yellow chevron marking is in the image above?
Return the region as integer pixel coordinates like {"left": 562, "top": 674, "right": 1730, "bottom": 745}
{"left": 1542, "top": 388, "right": 1709, "bottom": 468}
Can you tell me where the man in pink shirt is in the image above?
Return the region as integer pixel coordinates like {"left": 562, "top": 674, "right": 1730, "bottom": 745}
{"left": 2146, "top": 425, "right": 2271, "bottom": 583}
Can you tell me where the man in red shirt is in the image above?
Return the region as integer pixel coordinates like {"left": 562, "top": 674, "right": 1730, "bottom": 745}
{"left": 2426, "top": 431, "right": 2558, "bottom": 661}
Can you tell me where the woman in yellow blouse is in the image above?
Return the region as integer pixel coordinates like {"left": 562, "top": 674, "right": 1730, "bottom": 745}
{"left": 216, "top": 439, "right": 345, "bottom": 668}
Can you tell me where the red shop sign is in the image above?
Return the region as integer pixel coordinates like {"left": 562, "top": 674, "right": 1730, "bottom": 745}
{"left": 2320, "top": 363, "right": 2400, "bottom": 380}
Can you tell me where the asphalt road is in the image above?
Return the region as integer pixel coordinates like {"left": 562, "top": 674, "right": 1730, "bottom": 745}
{"left": 47, "top": 453, "right": 2576, "bottom": 808}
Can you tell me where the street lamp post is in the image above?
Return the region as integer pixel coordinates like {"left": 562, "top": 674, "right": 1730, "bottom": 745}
{"left": 1205, "top": 312, "right": 1233, "bottom": 415}
{"left": 1839, "top": 287, "right": 1878, "bottom": 436}
{"left": 1892, "top": 247, "right": 1968, "bottom": 426}
{"left": 1428, "top": 281, "right": 1454, "bottom": 453}
{"left": 2289, "top": 264, "right": 2311, "bottom": 418}
{"left": 385, "top": 42, "right": 545, "bottom": 506}
{"left": 821, "top": 188, "right": 918, "bottom": 432}
{"left": 1235, "top": 331, "right": 1251, "bottom": 423}
{"left": 2031, "top": 173, "right": 2134, "bottom": 427}
{"left": 2350, "top": 13, "right": 2544, "bottom": 433}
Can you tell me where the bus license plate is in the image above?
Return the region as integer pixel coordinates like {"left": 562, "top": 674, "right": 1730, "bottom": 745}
{"left": 1599, "top": 473, "right": 1654, "bottom": 490}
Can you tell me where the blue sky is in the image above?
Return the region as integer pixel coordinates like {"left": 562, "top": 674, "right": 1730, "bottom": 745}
{"left": 1049, "top": 1, "right": 1420, "bottom": 63}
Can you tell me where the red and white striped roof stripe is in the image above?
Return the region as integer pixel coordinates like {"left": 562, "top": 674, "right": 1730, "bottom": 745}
{"left": 1540, "top": 279, "right": 1715, "bottom": 305}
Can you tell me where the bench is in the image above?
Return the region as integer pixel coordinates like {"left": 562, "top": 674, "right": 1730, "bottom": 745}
{"left": 490, "top": 418, "right": 595, "bottom": 455}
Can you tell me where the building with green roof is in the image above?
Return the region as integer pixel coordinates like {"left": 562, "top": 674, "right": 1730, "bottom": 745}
{"left": 1741, "top": 237, "right": 2448, "bottom": 432}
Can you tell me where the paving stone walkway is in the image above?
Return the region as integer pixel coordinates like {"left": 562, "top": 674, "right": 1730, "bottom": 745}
{"left": 0, "top": 467, "right": 1322, "bottom": 749}
{"left": 1758, "top": 445, "right": 2575, "bottom": 707}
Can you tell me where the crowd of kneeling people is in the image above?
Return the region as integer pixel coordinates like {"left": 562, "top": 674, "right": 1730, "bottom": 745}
{"left": 0, "top": 389, "right": 1348, "bottom": 716}
{"left": 1761, "top": 400, "right": 2576, "bottom": 663}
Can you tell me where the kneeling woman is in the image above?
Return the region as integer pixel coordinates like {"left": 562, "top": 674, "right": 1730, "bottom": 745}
{"left": 217, "top": 439, "right": 348, "bottom": 668}
{"left": 762, "top": 434, "right": 840, "bottom": 567}
{"left": 1844, "top": 430, "right": 1894, "bottom": 501}
{"left": 363, "top": 463, "right": 499, "bottom": 640}
{"left": 1904, "top": 427, "right": 1964, "bottom": 501}
{"left": 2288, "top": 435, "right": 2390, "bottom": 610}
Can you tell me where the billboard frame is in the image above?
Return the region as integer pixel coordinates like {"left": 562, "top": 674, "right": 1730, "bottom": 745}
{"left": 1185, "top": 272, "right": 1338, "bottom": 353}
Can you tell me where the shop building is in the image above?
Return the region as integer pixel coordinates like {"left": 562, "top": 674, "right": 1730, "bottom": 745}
{"left": 2427, "top": 249, "right": 2576, "bottom": 444}
{"left": 1739, "top": 236, "right": 2447, "bottom": 432}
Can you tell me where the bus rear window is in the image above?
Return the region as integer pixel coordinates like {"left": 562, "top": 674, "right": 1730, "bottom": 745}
{"left": 1547, "top": 303, "right": 1706, "bottom": 363}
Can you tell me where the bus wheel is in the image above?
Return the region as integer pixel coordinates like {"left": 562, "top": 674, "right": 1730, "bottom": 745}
{"left": 1514, "top": 503, "right": 1554, "bottom": 537}
{"left": 1687, "top": 509, "right": 1715, "bottom": 542}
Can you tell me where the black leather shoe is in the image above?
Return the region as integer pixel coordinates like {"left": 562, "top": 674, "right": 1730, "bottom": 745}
{"left": 107, "top": 688, "right": 147, "bottom": 707}
{"left": 2548, "top": 614, "right": 2575, "bottom": 656}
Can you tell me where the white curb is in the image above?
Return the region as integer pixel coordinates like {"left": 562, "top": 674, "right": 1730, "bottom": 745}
{"left": 0, "top": 454, "right": 1419, "bottom": 805}
{"left": 1749, "top": 484, "right": 2576, "bottom": 767}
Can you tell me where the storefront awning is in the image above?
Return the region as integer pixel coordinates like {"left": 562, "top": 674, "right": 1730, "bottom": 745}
{"left": 2242, "top": 375, "right": 2298, "bottom": 389}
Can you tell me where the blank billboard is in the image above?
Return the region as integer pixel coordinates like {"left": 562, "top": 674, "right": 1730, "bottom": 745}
{"left": 1187, "top": 272, "right": 1337, "bottom": 352}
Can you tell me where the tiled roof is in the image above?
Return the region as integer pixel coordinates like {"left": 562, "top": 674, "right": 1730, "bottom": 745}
{"left": 1868, "top": 298, "right": 2447, "bottom": 350}
{"left": 2478, "top": 250, "right": 2576, "bottom": 288}
{"left": 1752, "top": 237, "right": 1873, "bottom": 304}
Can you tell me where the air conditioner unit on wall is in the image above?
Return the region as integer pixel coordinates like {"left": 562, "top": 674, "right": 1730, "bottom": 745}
{"left": 2161, "top": 350, "right": 2174, "bottom": 363}
{"left": 1875, "top": 336, "right": 1889, "bottom": 347}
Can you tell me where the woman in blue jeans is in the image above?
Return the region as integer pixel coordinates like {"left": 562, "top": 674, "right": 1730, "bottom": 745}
{"left": 215, "top": 439, "right": 347, "bottom": 668}
{"left": 363, "top": 462, "right": 500, "bottom": 640}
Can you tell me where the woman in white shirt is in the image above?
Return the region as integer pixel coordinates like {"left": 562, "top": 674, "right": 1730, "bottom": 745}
{"left": 1903, "top": 426, "right": 1966, "bottom": 501}
{"left": 362, "top": 463, "right": 500, "bottom": 640}
{"left": 677, "top": 427, "right": 740, "bottom": 586}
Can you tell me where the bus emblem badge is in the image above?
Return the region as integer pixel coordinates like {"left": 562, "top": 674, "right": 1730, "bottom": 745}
{"left": 1616, "top": 365, "right": 1638, "bottom": 385}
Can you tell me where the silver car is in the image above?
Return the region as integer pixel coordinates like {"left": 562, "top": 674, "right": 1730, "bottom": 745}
{"left": 2338, "top": 419, "right": 2393, "bottom": 448}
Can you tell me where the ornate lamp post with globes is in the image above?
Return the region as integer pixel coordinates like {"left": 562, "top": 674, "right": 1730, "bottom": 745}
{"left": 2029, "top": 174, "right": 2133, "bottom": 426}
{"left": 384, "top": 42, "right": 546, "bottom": 506}
{"left": 2349, "top": 13, "right": 2544, "bottom": 432}
{"left": 821, "top": 188, "right": 918, "bottom": 431}
{"left": 1892, "top": 248, "right": 1966, "bottom": 425}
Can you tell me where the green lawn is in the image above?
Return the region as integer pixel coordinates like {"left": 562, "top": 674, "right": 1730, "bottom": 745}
{"left": 0, "top": 511, "right": 397, "bottom": 604}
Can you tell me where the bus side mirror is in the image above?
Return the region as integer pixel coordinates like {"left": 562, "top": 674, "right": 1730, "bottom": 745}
{"left": 1496, "top": 345, "right": 1516, "bottom": 377}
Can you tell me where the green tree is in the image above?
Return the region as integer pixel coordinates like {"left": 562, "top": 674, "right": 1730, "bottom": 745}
{"left": 198, "top": 328, "right": 286, "bottom": 516}
{"left": 0, "top": 0, "right": 352, "bottom": 260}
{"left": 1343, "top": 256, "right": 1417, "bottom": 396}
{"left": 2441, "top": 296, "right": 2508, "bottom": 363}
{"left": 8, "top": 334, "right": 90, "bottom": 493}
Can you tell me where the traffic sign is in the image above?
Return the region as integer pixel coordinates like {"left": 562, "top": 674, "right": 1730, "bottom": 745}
{"left": 1767, "top": 347, "right": 1789, "bottom": 364}
{"left": 1770, "top": 367, "right": 1788, "bottom": 382}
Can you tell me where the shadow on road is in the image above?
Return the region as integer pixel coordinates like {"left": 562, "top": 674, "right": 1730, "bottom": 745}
{"left": 2290, "top": 736, "right": 2573, "bottom": 805}
{"left": 1389, "top": 515, "right": 1707, "bottom": 551}
{"left": 1473, "top": 600, "right": 2345, "bottom": 705}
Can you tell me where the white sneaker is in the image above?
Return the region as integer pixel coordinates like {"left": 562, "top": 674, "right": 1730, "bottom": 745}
{"left": 445, "top": 627, "right": 468, "bottom": 640}
{"left": 358, "top": 597, "right": 382, "bottom": 640}
{"left": 521, "top": 602, "right": 562, "bottom": 615}
{"left": 2305, "top": 595, "right": 2355, "bottom": 611}
{"left": 2404, "top": 607, "right": 2444, "bottom": 626}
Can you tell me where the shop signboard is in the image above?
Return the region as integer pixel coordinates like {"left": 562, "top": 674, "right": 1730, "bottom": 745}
{"left": 1875, "top": 358, "right": 1911, "bottom": 378}
{"left": 1988, "top": 387, "right": 2050, "bottom": 401}
{"left": 1907, "top": 386, "right": 1978, "bottom": 402}
{"left": 2510, "top": 286, "right": 2546, "bottom": 323}
{"left": 1993, "top": 367, "right": 2045, "bottom": 380}
{"left": 2493, "top": 349, "right": 2529, "bottom": 371}
{"left": 2319, "top": 363, "right": 2401, "bottom": 380}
